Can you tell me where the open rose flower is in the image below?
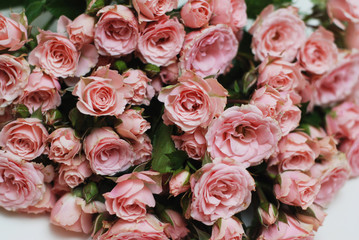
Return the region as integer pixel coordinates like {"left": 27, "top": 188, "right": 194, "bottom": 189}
{"left": 298, "top": 27, "right": 338, "bottom": 75}
{"left": 297, "top": 204, "right": 327, "bottom": 232}
{"left": 180, "top": 24, "right": 238, "bottom": 77}
{"left": 0, "top": 13, "right": 28, "bottom": 51}
{"left": 172, "top": 128, "right": 207, "bottom": 160}
{"left": 97, "top": 214, "right": 169, "bottom": 239}
{"left": 206, "top": 105, "right": 282, "bottom": 167}
{"left": 0, "top": 150, "right": 46, "bottom": 211}
{"left": 327, "top": 0, "right": 359, "bottom": 28}
{"left": 181, "top": 0, "right": 212, "bottom": 29}
{"left": 0, "top": 54, "right": 30, "bottom": 108}
{"left": 274, "top": 171, "right": 320, "bottom": 209}
{"left": 20, "top": 184, "right": 56, "bottom": 214}
{"left": 210, "top": 217, "right": 245, "bottom": 240}
{"left": 47, "top": 127, "right": 82, "bottom": 165}
{"left": 158, "top": 61, "right": 179, "bottom": 85}
{"left": 95, "top": 5, "right": 139, "bottom": 57}
{"left": 0, "top": 118, "right": 48, "bottom": 161}
{"left": 340, "top": 138, "right": 359, "bottom": 177}
{"left": 249, "top": 5, "right": 306, "bottom": 62}
{"left": 190, "top": 162, "right": 255, "bottom": 225}
{"left": 73, "top": 65, "right": 132, "bottom": 117}
{"left": 138, "top": 17, "right": 185, "bottom": 66}
{"left": 159, "top": 71, "right": 228, "bottom": 133}
{"left": 104, "top": 171, "right": 162, "bottom": 221}
{"left": 164, "top": 210, "right": 189, "bottom": 240}
{"left": 58, "top": 155, "right": 92, "bottom": 188}
{"left": 83, "top": 127, "right": 134, "bottom": 176}
{"left": 18, "top": 68, "right": 61, "bottom": 113}
{"left": 132, "top": 134, "right": 153, "bottom": 165}
{"left": 115, "top": 108, "right": 150, "bottom": 140}
{"left": 133, "top": 0, "right": 178, "bottom": 22}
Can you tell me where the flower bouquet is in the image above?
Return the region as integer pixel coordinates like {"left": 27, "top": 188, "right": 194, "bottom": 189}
{"left": 1, "top": 0, "right": 359, "bottom": 239}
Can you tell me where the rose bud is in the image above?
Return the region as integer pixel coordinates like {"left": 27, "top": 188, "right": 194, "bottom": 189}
{"left": 258, "top": 203, "right": 278, "bottom": 226}
{"left": 210, "top": 217, "right": 245, "bottom": 240}
{"left": 181, "top": 0, "right": 212, "bottom": 29}
{"left": 169, "top": 170, "right": 191, "bottom": 197}
{"left": 164, "top": 209, "right": 190, "bottom": 240}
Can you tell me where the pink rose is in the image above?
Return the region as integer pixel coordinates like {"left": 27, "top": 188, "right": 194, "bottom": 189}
{"left": 274, "top": 171, "right": 320, "bottom": 209}
{"left": 327, "top": 0, "right": 359, "bottom": 28}
{"left": 164, "top": 210, "right": 189, "bottom": 240}
{"left": 58, "top": 14, "right": 95, "bottom": 49}
{"left": 123, "top": 69, "right": 155, "bottom": 105}
{"left": 138, "top": 17, "right": 185, "bottom": 66}
{"left": 326, "top": 101, "right": 359, "bottom": 140}
{"left": 206, "top": 105, "right": 281, "bottom": 168}
{"left": 169, "top": 170, "right": 191, "bottom": 197}
{"left": 340, "top": 138, "right": 359, "bottom": 177}
{"left": 249, "top": 5, "right": 306, "bottom": 62}
{"left": 97, "top": 214, "right": 169, "bottom": 239}
{"left": 210, "top": 217, "right": 245, "bottom": 240}
{"left": 0, "top": 150, "right": 46, "bottom": 211}
{"left": 115, "top": 108, "right": 150, "bottom": 140}
{"left": 0, "top": 118, "right": 48, "bottom": 161}
{"left": 158, "top": 61, "right": 179, "bottom": 85}
{"left": 0, "top": 13, "right": 28, "bottom": 51}
{"left": 310, "top": 153, "right": 350, "bottom": 207}
{"left": 258, "top": 203, "right": 278, "bottom": 226}
{"left": 180, "top": 24, "right": 238, "bottom": 77}
{"left": 312, "top": 53, "right": 359, "bottom": 106}
{"left": 133, "top": 0, "right": 178, "bottom": 22}
{"left": 20, "top": 184, "right": 56, "bottom": 214}
{"left": 298, "top": 27, "right": 338, "bottom": 75}
{"left": 0, "top": 54, "right": 30, "bottom": 108}
{"left": 297, "top": 204, "right": 327, "bottom": 232}
{"left": 132, "top": 134, "right": 153, "bottom": 165}
{"left": 47, "top": 127, "right": 82, "bottom": 165}
{"left": 309, "top": 126, "right": 338, "bottom": 160}
{"left": 258, "top": 215, "right": 315, "bottom": 240}
{"left": 104, "top": 171, "right": 162, "bottom": 221}
{"left": 58, "top": 155, "right": 92, "bottom": 188}
{"left": 18, "top": 68, "right": 61, "bottom": 113}
{"left": 345, "top": 22, "right": 359, "bottom": 50}
{"left": 83, "top": 127, "right": 134, "bottom": 175}
{"left": 73, "top": 65, "right": 132, "bottom": 117}
{"left": 94, "top": 5, "right": 139, "bottom": 57}
{"left": 190, "top": 162, "right": 255, "bottom": 225}
{"left": 159, "top": 71, "right": 227, "bottom": 133}
{"left": 172, "top": 128, "right": 207, "bottom": 160}
{"left": 211, "top": 0, "right": 247, "bottom": 33}
{"left": 181, "top": 0, "right": 212, "bottom": 29}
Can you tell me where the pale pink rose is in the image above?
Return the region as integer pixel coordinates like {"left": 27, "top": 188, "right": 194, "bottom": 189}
{"left": 20, "top": 184, "right": 56, "bottom": 214}
{"left": 251, "top": 86, "right": 301, "bottom": 136}
{"left": 164, "top": 210, "right": 189, "bottom": 240}
{"left": 210, "top": 217, "right": 244, "bottom": 240}
{"left": 297, "top": 204, "right": 327, "bottom": 232}
{"left": 58, "top": 14, "right": 95, "bottom": 49}
{"left": 180, "top": 24, "right": 238, "bottom": 77}
{"left": 104, "top": 172, "right": 160, "bottom": 221}
{"left": 133, "top": 0, "right": 178, "bottom": 22}
{"left": 257, "top": 56, "right": 306, "bottom": 93}
{"left": 274, "top": 171, "right": 320, "bottom": 209}
{"left": 310, "top": 152, "right": 350, "bottom": 207}
{"left": 50, "top": 193, "right": 93, "bottom": 234}
{"left": 47, "top": 127, "right": 82, "bottom": 165}
{"left": 312, "top": 53, "right": 359, "bottom": 106}
{"left": 123, "top": 69, "right": 154, "bottom": 105}
{"left": 345, "top": 22, "right": 359, "bottom": 49}
{"left": 0, "top": 54, "right": 30, "bottom": 108}
{"left": 37, "top": 164, "right": 55, "bottom": 183}
{"left": 97, "top": 214, "right": 169, "bottom": 240}
{"left": 94, "top": 5, "right": 139, "bottom": 57}
{"left": 169, "top": 170, "right": 191, "bottom": 197}
{"left": 83, "top": 127, "right": 134, "bottom": 176}
{"left": 58, "top": 155, "right": 92, "bottom": 188}
{"left": 274, "top": 132, "right": 320, "bottom": 172}
{"left": 18, "top": 68, "right": 61, "bottom": 113}
{"left": 138, "top": 17, "right": 185, "bottom": 66}
{"left": 327, "top": 0, "right": 359, "bottom": 28}
{"left": 132, "top": 134, "right": 153, "bottom": 165}
{"left": 159, "top": 61, "right": 179, "bottom": 85}
{"left": 206, "top": 105, "right": 282, "bottom": 168}
{"left": 73, "top": 65, "right": 132, "bottom": 117}
{"left": 115, "top": 108, "right": 150, "bottom": 140}
{"left": 0, "top": 118, "right": 48, "bottom": 161}
{"left": 258, "top": 204, "right": 278, "bottom": 227}
{"left": 309, "top": 126, "right": 338, "bottom": 159}
{"left": 326, "top": 101, "right": 359, "bottom": 140}
{"left": 249, "top": 5, "right": 306, "bottom": 62}
{"left": 181, "top": 0, "right": 212, "bottom": 29}
{"left": 299, "top": 27, "right": 338, "bottom": 75}
{"left": 0, "top": 13, "right": 28, "bottom": 51}
{"left": 190, "top": 162, "right": 255, "bottom": 225}
{"left": 0, "top": 150, "right": 46, "bottom": 211}
{"left": 172, "top": 128, "right": 207, "bottom": 160}
{"left": 211, "top": 0, "right": 247, "bottom": 33}
{"left": 159, "top": 71, "right": 228, "bottom": 133}
{"left": 258, "top": 215, "right": 315, "bottom": 240}
{"left": 340, "top": 138, "right": 359, "bottom": 177}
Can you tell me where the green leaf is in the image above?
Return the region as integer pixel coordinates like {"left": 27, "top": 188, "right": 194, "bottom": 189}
{"left": 193, "top": 225, "right": 210, "bottom": 240}
{"left": 25, "top": 0, "right": 46, "bottom": 23}
{"left": 72, "top": 187, "right": 83, "bottom": 198}
{"left": 201, "top": 152, "right": 212, "bottom": 166}
{"left": 165, "top": 150, "right": 187, "bottom": 170}
{"left": 246, "top": 0, "right": 292, "bottom": 19}
{"left": 144, "top": 63, "right": 161, "bottom": 77}
{"left": 92, "top": 213, "right": 105, "bottom": 237}
{"left": 45, "top": 0, "right": 86, "bottom": 19}
{"left": 86, "top": 0, "right": 105, "bottom": 14}
{"left": 31, "top": 107, "right": 43, "bottom": 120}
{"left": 114, "top": 60, "right": 128, "bottom": 74}
{"left": 15, "top": 104, "right": 30, "bottom": 118}
{"left": 83, "top": 182, "right": 99, "bottom": 204}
